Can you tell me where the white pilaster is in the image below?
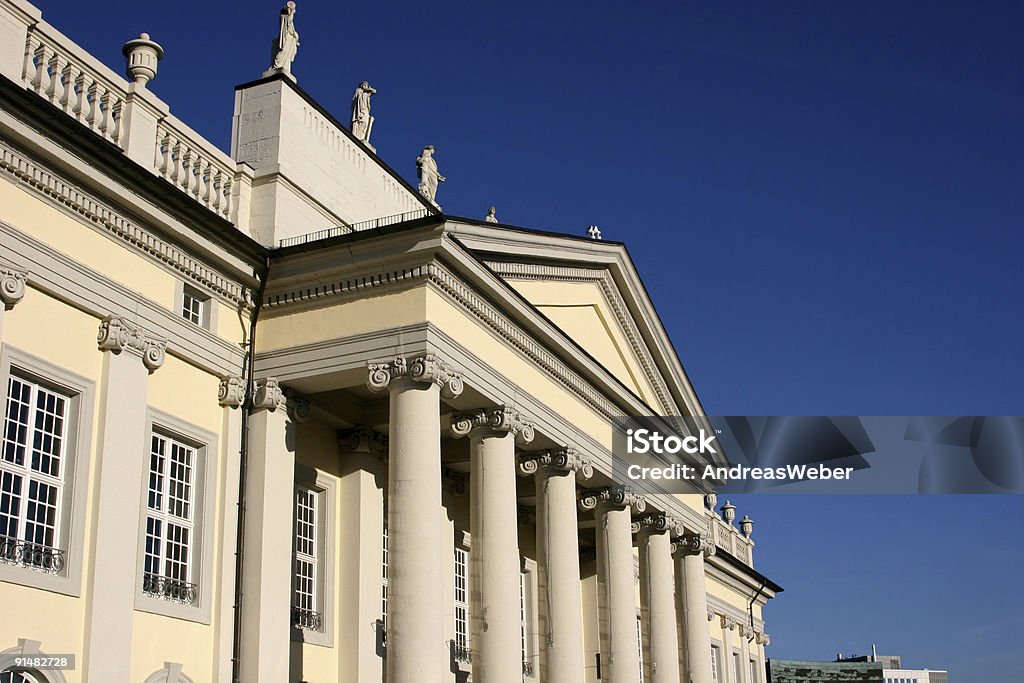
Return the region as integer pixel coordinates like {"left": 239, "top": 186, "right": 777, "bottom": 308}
{"left": 636, "top": 515, "right": 681, "bottom": 683}
{"left": 451, "top": 406, "right": 535, "bottom": 683}
{"left": 213, "top": 376, "right": 244, "bottom": 683}
{"left": 83, "top": 316, "right": 166, "bottom": 683}
{"left": 674, "top": 533, "right": 715, "bottom": 683}
{"left": 580, "top": 486, "right": 645, "bottom": 683}
{"left": 239, "top": 378, "right": 296, "bottom": 682}
{"left": 367, "top": 354, "right": 464, "bottom": 683}
{"left": 518, "top": 448, "right": 592, "bottom": 683}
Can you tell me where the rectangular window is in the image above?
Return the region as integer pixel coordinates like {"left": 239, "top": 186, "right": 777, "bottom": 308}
{"left": 711, "top": 645, "right": 721, "bottom": 683}
{"left": 734, "top": 651, "right": 744, "bottom": 683}
{"left": 636, "top": 615, "right": 644, "bottom": 681}
{"left": 292, "top": 486, "right": 321, "bottom": 631}
{"left": 0, "top": 375, "right": 68, "bottom": 572}
{"left": 521, "top": 571, "right": 536, "bottom": 677}
{"left": 750, "top": 659, "right": 760, "bottom": 683}
{"left": 180, "top": 286, "right": 207, "bottom": 326}
{"left": 454, "top": 544, "right": 470, "bottom": 663}
{"left": 381, "top": 523, "right": 388, "bottom": 627}
{"left": 143, "top": 432, "right": 197, "bottom": 604}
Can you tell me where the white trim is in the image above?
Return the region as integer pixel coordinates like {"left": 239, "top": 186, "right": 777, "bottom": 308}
{"left": 290, "top": 465, "right": 336, "bottom": 648}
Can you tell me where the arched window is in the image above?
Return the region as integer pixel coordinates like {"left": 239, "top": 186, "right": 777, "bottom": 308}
{"left": 1, "top": 672, "right": 44, "bottom": 683}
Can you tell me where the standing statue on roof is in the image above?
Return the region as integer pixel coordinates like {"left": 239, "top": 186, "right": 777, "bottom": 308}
{"left": 351, "top": 81, "right": 377, "bottom": 145}
{"left": 416, "top": 145, "right": 445, "bottom": 208}
{"left": 485, "top": 207, "right": 498, "bottom": 223}
{"left": 266, "top": 2, "right": 299, "bottom": 78}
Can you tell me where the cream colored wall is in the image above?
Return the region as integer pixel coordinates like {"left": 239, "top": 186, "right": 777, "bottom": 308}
{"left": 130, "top": 612, "right": 214, "bottom": 682}
{"left": 505, "top": 279, "right": 662, "bottom": 408}
{"left": 257, "top": 288, "right": 427, "bottom": 353}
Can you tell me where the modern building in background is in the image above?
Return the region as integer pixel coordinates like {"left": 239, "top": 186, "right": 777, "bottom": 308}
{"left": 766, "top": 649, "right": 949, "bottom": 683}
{"left": 837, "top": 647, "right": 949, "bottom": 683}
{"left": 0, "top": 0, "right": 780, "bottom": 681}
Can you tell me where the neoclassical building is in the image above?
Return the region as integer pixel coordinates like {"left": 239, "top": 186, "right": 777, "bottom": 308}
{"left": 0, "top": 1, "right": 779, "bottom": 682}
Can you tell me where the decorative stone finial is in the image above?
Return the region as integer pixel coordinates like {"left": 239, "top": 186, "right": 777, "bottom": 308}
{"left": 450, "top": 406, "right": 535, "bottom": 445}
{"left": 587, "top": 225, "right": 602, "bottom": 240}
{"left": 351, "top": 81, "right": 377, "bottom": 148}
{"left": 122, "top": 33, "right": 164, "bottom": 86}
{"left": 739, "top": 514, "right": 754, "bottom": 538}
{"left": 704, "top": 491, "right": 718, "bottom": 511}
{"left": 264, "top": 2, "right": 299, "bottom": 80}
{"left": 416, "top": 145, "right": 445, "bottom": 209}
{"left": 721, "top": 500, "right": 736, "bottom": 525}
{"left": 485, "top": 207, "right": 498, "bottom": 223}
{"left": 0, "top": 267, "right": 27, "bottom": 310}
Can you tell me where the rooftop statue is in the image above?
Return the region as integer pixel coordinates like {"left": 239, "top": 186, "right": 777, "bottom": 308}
{"left": 485, "top": 207, "right": 498, "bottom": 223}
{"left": 351, "top": 81, "right": 377, "bottom": 146}
{"left": 416, "top": 145, "right": 445, "bottom": 208}
{"left": 265, "top": 2, "right": 299, "bottom": 79}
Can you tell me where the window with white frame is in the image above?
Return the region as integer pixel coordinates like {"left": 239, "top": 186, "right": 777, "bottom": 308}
{"left": 453, "top": 544, "right": 471, "bottom": 663}
{"left": 0, "top": 374, "right": 69, "bottom": 573}
{"left": 381, "top": 522, "right": 388, "bottom": 628}
{"left": 143, "top": 431, "right": 198, "bottom": 604}
{"left": 292, "top": 485, "right": 322, "bottom": 631}
{"left": 180, "top": 285, "right": 208, "bottom": 327}
{"left": 711, "top": 645, "right": 722, "bottom": 682}
{"left": 734, "top": 651, "right": 744, "bottom": 683}
{"left": 750, "top": 658, "right": 760, "bottom": 683}
{"left": 636, "top": 615, "right": 645, "bottom": 681}
{"left": 520, "top": 569, "right": 537, "bottom": 677}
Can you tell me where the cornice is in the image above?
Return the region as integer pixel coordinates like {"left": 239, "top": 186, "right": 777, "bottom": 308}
{"left": 0, "top": 136, "right": 250, "bottom": 307}
{"left": 484, "top": 260, "right": 678, "bottom": 416}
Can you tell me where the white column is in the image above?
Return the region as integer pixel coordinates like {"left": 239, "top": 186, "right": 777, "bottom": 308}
{"left": 674, "top": 533, "right": 715, "bottom": 683}
{"left": 238, "top": 378, "right": 298, "bottom": 682}
{"left": 213, "top": 377, "right": 245, "bottom": 683}
{"left": 0, "top": 267, "right": 27, "bottom": 339}
{"left": 636, "top": 515, "right": 681, "bottom": 683}
{"left": 451, "top": 406, "right": 535, "bottom": 683}
{"left": 518, "top": 449, "right": 593, "bottom": 683}
{"left": 84, "top": 317, "right": 166, "bottom": 683}
{"left": 368, "top": 354, "right": 464, "bottom": 683}
{"left": 580, "top": 487, "right": 644, "bottom": 683}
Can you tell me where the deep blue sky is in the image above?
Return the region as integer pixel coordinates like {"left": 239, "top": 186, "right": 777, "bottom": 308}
{"left": 35, "top": 0, "right": 1023, "bottom": 679}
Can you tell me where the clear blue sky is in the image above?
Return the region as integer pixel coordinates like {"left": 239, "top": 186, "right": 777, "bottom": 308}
{"left": 35, "top": 0, "right": 1023, "bottom": 679}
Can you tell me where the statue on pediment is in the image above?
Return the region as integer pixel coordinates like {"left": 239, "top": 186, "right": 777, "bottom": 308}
{"left": 267, "top": 2, "right": 299, "bottom": 77}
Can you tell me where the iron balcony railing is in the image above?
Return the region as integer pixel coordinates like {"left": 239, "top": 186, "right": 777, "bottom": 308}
{"left": 278, "top": 208, "right": 433, "bottom": 248}
{"left": 142, "top": 572, "right": 198, "bottom": 605}
{"left": 0, "top": 535, "right": 65, "bottom": 573}
{"left": 291, "top": 606, "right": 323, "bottom": 631}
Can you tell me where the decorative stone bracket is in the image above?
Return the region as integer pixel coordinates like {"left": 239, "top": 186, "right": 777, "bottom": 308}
{"left": 218, "top": 376, "right": 246, "bottom": 408}
{"left": 338, "top": 426, "right": 388, "bottom": 458}
{"left": 252, "top": 377, "right": 287, "bottom": 412}
{"left": 0, "top": 267, "right": 27, "bottom": 310}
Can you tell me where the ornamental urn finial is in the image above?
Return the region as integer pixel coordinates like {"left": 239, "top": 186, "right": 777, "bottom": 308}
{"left": 740, "top": 514, "right": 754, "bottom": 538}
{"left": 721, "top": 500, "right": 736, "bottom": 525}
{"left": 122, "top": 33, "right": 164, "bottom": 86}
{"left": 704, "top": 491, "right": 718, "bottom": 511}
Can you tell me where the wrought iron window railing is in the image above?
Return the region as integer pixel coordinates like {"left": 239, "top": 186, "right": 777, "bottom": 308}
{"left": 0, "top": 535, "right": 65, "bottom": 573}
{"left": 523, "top": 660, "right": 535, "bottom": 677}
{"left": 451, "top": 640, "right": 472, "bottom": 664}
{"left": 291, "top": 606, "right": 323, "bottom": 631}
{"left": 142, "top": 572, "right": 198, "bottom": 605}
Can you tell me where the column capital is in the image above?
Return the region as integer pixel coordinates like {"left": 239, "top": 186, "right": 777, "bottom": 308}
{"left": 631, "top": 513, "right": 682, "bottom": 536}
{"left": 578, "top": 485, "right": 646, "bottom": 513}
{"left": 367, "top": 353, "right": 464, "bottom": 399}
{"left": 450, "top": 405, "right": 535, "bottom": 445}
{"left": 218, "top": 376, "right": 246, "bottom": 408}
{"left": 96, "top": 315, "right": 166, "bottom": 372}
{"left": 284, "top": 391, "right": 311, "bottom": 423}
{"left": 442, "top": 467, "right": 468, "bottom": 496}
{"left": 337, "top": 425, "right": 387, "bottom": 457}
{"left": 672, "top": 532, "right": 716, "bottom": 558}
{"left": 0, "top": 267, "right": 27, "bottom": 310}
{"left": 252, "top": 377, "right": 288, "bottom": 412}
{"left": 517, "top": 448, "right": 593, "bottom": 479}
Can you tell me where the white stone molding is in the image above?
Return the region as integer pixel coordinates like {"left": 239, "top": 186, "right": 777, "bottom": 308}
{"left": 450, "top": 405, "right": 536, "bottom": 445}
{"left": 218, "top": 376, "right": 246, "bottom": 408}
{"left": 0, "top": 266, "right": 27, "bottom": 309}
{"left": 337, "top": 425, "right": 387, "bottom": 457}
{"left": 578, "top": 485, "right": 646, "bottom": 513}
{"left": 517, "top": 447, "right": 594, "bottom": 479}
{"left": 672, "top": 532, "right": 716, "bottom": 559}
{"left": 0, "top": 140, "right": 249, "bottom": 306}
{"left": 252, "top": 377, "right": 288, "bottom": 412}
{"left": 0, "top": 639, "right": 69, "bottom": 683}
{"left": 96, "top": 315, "right": 166, "bottom": 372}
{"left": 366, "top": 353, "right": 464, "bottom": 399}
{"left": 142, "top": 661, "right": 195, "bottom": 683}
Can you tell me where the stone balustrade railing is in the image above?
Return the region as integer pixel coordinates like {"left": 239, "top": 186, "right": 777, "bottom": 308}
{"left": 5, "top": 7, "right": 252, "bottom": 232}
{"left": 707, "top": 511, "right": 754, "bottom": 567}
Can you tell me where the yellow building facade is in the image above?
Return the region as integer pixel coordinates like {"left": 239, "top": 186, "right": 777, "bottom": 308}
{"left": 0, "top": 1, "right": 778, "bottom": 681}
